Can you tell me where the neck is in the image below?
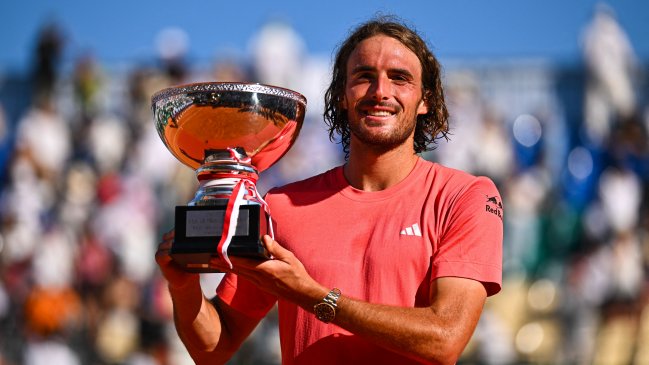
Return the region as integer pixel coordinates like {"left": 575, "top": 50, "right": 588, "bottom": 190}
{"left": 344, "top": 140, "right": 419, "bottom": 192}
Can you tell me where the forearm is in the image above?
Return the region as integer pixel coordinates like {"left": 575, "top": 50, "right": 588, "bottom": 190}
{"left": 168, "top": 278, "right": 232, "bottom": 362}
{"left": 332, "top": 296, "right": 476, "bottom": 364}
{"left": 303, "top": 278, "right": 487, "bottom": 364}
{"left": 156, "top": 231, "right": 250, "bottom": 363}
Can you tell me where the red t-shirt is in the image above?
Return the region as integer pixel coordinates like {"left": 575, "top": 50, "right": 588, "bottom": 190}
{"left": 217, "top": 158, "right": 503, "bottom": 364}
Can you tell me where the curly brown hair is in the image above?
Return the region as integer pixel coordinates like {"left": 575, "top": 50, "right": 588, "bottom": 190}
{"left": 323, "top": 16, "right": 449, "bottom": 158}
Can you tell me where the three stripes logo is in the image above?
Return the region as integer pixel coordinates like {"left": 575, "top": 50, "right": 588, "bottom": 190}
{"left": 400, "top": 223, "right": 422, "bottom": 237}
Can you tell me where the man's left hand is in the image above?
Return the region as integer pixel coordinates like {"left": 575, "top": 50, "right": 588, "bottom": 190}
{"left": 209, "top": 235, "right": 327, "bottom": 308}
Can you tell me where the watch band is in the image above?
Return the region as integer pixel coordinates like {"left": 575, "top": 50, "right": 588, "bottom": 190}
{"left": 314, "top": 288, "right": 341, "bottom": 323}
{"left": 323, "top": 288, "right": 341, "bottom": 307}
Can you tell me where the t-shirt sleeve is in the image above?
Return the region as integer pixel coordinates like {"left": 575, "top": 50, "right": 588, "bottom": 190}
{"left": 432, "top": 176, "right": 503, "bottom": 296}
{"left": 216, "top": 273, "right": 278, "bottom": 319}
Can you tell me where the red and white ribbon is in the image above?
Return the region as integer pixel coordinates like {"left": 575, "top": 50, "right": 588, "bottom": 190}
{"left": 214, "top": 148, "right": 273, "bottom": 269}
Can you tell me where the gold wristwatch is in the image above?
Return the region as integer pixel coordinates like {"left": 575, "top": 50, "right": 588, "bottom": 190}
{"left": 314, "top": 288, "right": 341, "bottom": 323}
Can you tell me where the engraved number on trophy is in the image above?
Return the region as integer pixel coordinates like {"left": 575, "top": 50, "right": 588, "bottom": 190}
{"left": 185, "top": 210, "right": 249, "bottom": 237}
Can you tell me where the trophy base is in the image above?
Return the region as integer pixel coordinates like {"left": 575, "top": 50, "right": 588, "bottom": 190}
{"left": 172, "top": 204, "right": 270, "bottom": 273}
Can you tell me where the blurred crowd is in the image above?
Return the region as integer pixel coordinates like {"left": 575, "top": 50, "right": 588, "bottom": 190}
{"left": 1, "top": 6, "right": 649, "bottom": 365}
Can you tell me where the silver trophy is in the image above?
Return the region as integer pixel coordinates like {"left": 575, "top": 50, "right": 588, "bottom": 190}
{"left": 152, "top": 82, "right": 306, "bottom": 272}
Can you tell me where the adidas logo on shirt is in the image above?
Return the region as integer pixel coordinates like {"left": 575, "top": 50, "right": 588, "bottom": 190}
{"left": 400, "top": 223, "right": 422, "bottom": 237}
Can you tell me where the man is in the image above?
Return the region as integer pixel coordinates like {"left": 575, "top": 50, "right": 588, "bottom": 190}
{"left": 156, "top": 17, "right": 503, "bottom": 365}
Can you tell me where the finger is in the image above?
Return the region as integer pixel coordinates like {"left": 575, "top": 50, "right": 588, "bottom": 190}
{"left": 158, "top": 239, "right": 173, "bottom": 251}
{"left": 155, "top": 237, "right": 173, "bottom": 262}
{"left": 208, "top": 257, "right": 269, "bottom": 290}
{"left": 262, "top": 235, "right": 291, "bottom": 260}
{"left": 162, "top": 229, "right": 175, "bottom": 241}
{"left": 155, "top": 246, "right": 173, "bottom": 266}
{"left": 208, "top": 255, "right": 261, "bottom": 272}
{"left": 155, "top": 233, "right": 178, "bottom": 264}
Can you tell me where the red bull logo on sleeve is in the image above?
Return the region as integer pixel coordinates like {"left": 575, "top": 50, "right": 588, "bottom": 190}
{"left": 485, "top": 195, "right": 503, "bottom": 219}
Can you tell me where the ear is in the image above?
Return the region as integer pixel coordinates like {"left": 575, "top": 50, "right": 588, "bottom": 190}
{"left": 340, "top": 94, "right": 348, "bottom": 110}
{"left": 417, "top": 98, "right": 429, "bottom": 115}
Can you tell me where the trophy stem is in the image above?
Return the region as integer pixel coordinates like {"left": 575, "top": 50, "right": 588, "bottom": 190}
{"left": 190, "top": 148, "right": 261, "bottom": 206}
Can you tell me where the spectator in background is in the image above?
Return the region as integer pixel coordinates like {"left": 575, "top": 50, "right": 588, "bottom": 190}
{"left": 155, "top": 27, "right": 190, "bottom": 86}
{"left": 14, "top": 93, "right": 71, "bottom": 182}
{"left": 72, "top": 52, "right": 103, "bottom": 121}
{"left": 31, "top": 21, "right": 65, "bottom": 101}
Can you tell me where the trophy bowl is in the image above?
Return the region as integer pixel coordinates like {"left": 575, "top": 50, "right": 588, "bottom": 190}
{"left": 152, "top": 82, "right": 306, "bottom": 272}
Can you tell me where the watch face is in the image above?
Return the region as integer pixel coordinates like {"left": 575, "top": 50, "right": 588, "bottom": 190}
{"left": 314, "top": 303, "right": 335, "bottom": 323}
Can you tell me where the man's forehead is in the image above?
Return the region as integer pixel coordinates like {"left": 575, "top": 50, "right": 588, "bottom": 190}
{"left": 346, "top": 35, "right": 422, "bottom": 73}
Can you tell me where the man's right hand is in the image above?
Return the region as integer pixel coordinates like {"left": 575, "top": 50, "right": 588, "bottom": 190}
{"left": 154, "top": 229, "right": 199, "bottom": 289}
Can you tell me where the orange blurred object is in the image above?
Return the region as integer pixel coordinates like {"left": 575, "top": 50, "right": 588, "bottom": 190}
{"left": 24, "top": 286, "right": 82, "bottom": 336}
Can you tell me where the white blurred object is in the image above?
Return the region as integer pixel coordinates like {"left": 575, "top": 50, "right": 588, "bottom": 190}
{"left": 298, "top": 56, "right": 329, "bottom": 118}
{"left": 249, "top": 19, "right": 305, "bottom": 90}
{"left": 16, "top": 106, "right": 72, "bottom": 177}
{"left": 473, "top": 309, "right": 517, "bottom": 364}
{"left": 96, "top": 308, "right": 139, "bottom": 363}
{"left": 166, "top": 322, "right": 196, "bottom": 365}
{"left": 585, "top": 246, "right": 615, "bottom": 306}
{"left": 200, "top": 272, "right": 225, "bottom": 298}
{"left": 59, "top": 163, "right": 97, "bottom": 232}
{"left": 89, "top": 114, "right": 128, "bottom": 173}
{"left": 436, "top": 71, "right": 484, "bottom": 173}
{"left": 131, "top": 125, "right": 180, "bottom": 184}
{"left": 32, "top": 225, "right": 76, "bottom": 288}
{"left": 126, "top": 353, "right": 158, "bottom": 365}
{"left": 582, "top": 4, "right": 638, "bottom": 144}
{"left": 24, "top": 340, "right": 81, "bottom": 365}
{"left": 0, "top": 218, "right": 41, "bottom": 263}
{"left": 610, "top": 232, "right": 643, "bottom": 299}
{"left": 1, "top": 157, "right": 51, "bottom": 263}
{"left": 599, "top": 167, "right": 642, "bottom": 233}
{"left": 155, "top": 27, "right": 189, "bottom": 61}
{"left": 476, "top": 110, "right": 514, "bottom": 180}
{"left": 120, "top": 215, "right": 157, "bottom": 283}
{"left": 92, "top": 174, "right": 157, "bottom": 283}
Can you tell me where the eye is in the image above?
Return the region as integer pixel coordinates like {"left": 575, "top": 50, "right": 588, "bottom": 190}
{"left": 389, "top": 73, "right": 412, "bottom": 85}
{"left": 357, "top": 72, "right": 374, "bottom": 80}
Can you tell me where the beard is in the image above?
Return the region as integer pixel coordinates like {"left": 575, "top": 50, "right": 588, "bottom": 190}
{"left": 347, "top": 101, "right": 418, "bottom": 152}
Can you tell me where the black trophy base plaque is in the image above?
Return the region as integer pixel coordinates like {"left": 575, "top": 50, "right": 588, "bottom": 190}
{"left": 172, "top": 204, "right": 270, "bottom": 272}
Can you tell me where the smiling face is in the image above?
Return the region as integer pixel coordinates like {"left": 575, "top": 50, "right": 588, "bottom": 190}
{"left": 342, "top": 35, "right": 429, "bottom": 152}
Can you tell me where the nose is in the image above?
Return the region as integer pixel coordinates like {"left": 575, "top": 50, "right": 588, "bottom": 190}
{"left": 369, "top": 75, "right": 390, "bottom": 101}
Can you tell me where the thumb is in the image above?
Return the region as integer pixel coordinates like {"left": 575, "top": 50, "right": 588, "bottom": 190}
{"left": 262, "top": 235, "right": 290, "bottom": 260}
